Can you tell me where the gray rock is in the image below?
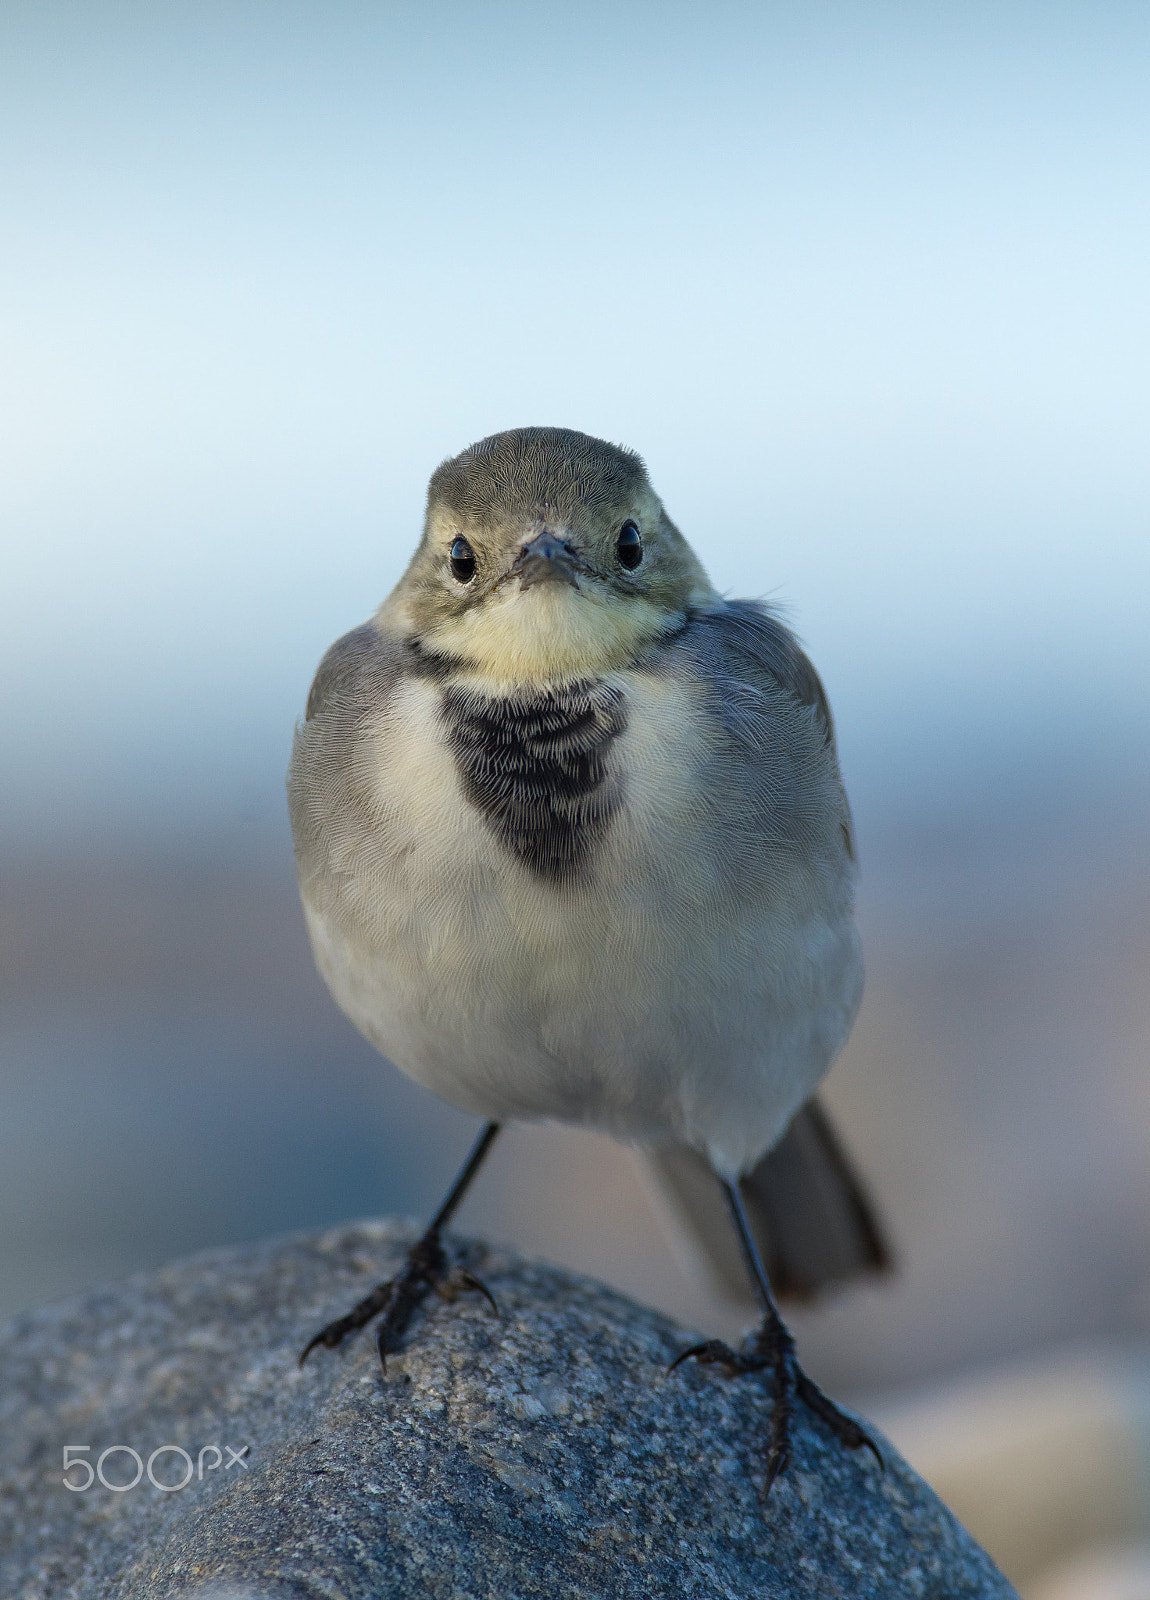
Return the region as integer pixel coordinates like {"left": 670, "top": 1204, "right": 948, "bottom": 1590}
{"left": 0, "top": 1221, "right": 1016, "bottom": 1598}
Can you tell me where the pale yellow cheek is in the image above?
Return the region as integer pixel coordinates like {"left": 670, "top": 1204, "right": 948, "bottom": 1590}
{"left": 421, "top": 585, "right": 675, "bottom": 684}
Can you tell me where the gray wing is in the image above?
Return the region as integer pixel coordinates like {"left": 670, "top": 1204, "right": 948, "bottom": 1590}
{"left": 302, "top": 622, "right": 399, "bottom": 723}
{"left": 287, "top": 622, "right": 407, "bottom": 897}
{"left": 641, "top": 604, "right": 879, "bottom": 1296}
{"left": 644, "top": 1098, "right": 892, "bottom": 1305}
{"left": 689, "top": 600, "right": 838, "bottom": 744}
{"left": 675, "top": 600, "right": 855, "bottom": 860}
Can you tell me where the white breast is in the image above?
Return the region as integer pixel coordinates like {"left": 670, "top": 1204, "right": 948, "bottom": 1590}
{"left": 300, "top": 667, "right": 862, "bottom": 1179}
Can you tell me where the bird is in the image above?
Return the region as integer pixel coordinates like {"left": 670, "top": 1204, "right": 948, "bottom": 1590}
{"left": 287, "top": 425, "right": 889, "bottom": 1492}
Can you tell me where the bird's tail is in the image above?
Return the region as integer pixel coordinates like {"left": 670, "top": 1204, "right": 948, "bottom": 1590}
{"left": 642, "top": 1098, "right": 892, "bottom": 1305}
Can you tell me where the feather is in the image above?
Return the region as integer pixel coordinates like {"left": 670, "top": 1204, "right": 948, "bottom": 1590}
{"left": 643, "top": 1098, "right": 891, "bottom": 1305}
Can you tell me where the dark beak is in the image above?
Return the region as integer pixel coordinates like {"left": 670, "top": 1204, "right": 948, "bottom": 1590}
{"left": 512, "top": 530, "right": 581, "bottom": 591}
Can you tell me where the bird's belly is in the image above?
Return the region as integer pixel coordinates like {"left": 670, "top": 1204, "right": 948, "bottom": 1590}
{"left": 302, "top": 672, "right": 862, "bottom": 1177}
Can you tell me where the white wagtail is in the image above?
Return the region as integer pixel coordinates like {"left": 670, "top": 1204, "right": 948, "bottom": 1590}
{"left": 289, "top": 427, "right": 889, "bottom": 1490}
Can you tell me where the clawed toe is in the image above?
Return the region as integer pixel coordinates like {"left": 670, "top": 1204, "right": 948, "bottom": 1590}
{"left": 299, "top": 1232, "right": 498, "bottom": 1372}
{"left": 436, "top": 1265, "right": 499, "bottom": 1314}
{"left": 795, "top": 1370, "right": 885, "bottom": 1472}
{"left": 668, "top": 1338, "right": 764, "bottom": 1377}
{"left": 671, "top": 1315, "right": 881, "bottom": 1495}
{"left": 299, "top": 1280, "right": 395, "bottom": 1366}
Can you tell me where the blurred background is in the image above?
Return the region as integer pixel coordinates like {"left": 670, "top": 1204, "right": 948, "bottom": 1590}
{"left": 2, "top": 2, "right": 1149, "bottom": 1592}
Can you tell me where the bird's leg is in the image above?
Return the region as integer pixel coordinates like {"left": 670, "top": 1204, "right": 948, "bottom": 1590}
{"left": 300, "top": 1121, "right": 501, "bottom": 1371}
{"left": 670, "top": 1177, "right": 883, "bottom": 1494}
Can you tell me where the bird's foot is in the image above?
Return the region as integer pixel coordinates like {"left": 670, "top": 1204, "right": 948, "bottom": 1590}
{"left": 299, "top": 1231, "right": 497, "bottom": 1371}
{"left": 670, "top": 1317, "right": 883, "bottom": 1494}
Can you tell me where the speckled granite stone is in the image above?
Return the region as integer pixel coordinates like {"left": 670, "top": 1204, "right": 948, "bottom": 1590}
{"left": 0, "top": 1221, "right": 1016, "bottom": 1598}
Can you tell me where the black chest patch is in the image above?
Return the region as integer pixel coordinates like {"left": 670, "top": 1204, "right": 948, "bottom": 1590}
{"left": 440, "top": 680, "right": 628, "bottom": 882}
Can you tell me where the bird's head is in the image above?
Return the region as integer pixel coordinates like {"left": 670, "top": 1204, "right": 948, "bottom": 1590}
{"left": 380, "top": 427, "right": 716, "bottom": 685}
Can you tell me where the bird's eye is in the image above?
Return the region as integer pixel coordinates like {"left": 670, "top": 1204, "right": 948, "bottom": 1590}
{"left": 450, "top": 537, "right": 476, "bottom": 583}
{"left": 616, "top": 521, "right": 643, "bottom": 569}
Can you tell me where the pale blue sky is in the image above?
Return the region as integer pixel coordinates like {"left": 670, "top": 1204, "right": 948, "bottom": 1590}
{"left": 2, "top": 1, "right": 1147, "bottom": 843}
